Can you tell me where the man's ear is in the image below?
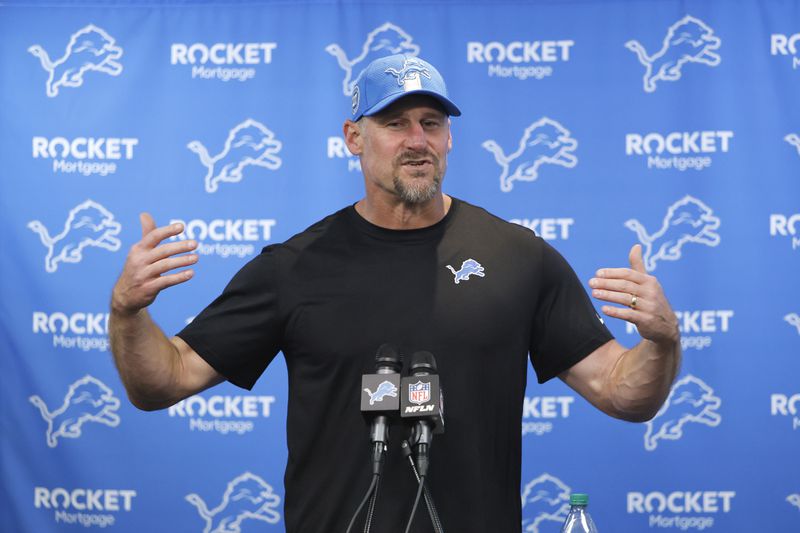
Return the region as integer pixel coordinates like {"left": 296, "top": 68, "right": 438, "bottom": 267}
{"left": 343, "top": 120, "right": 363, "bottom": 156}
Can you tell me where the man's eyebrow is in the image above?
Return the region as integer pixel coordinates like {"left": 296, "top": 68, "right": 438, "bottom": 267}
{"left": 375, "top": 110, "right": 404, "bottom": 121}
{"left": 373, "top": 107, "right": 447, "bottom": 122}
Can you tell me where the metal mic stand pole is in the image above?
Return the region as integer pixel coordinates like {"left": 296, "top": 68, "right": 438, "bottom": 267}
{"left": 401, "top": 440, "right": 444, "bottom": 533}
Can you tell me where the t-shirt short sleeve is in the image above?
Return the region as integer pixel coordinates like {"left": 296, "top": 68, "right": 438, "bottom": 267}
{"left": 528, "top": 241, "right": 614, "bottom": 383}
{"left": 176, "top": 247, "right": 283, "bottom": 390}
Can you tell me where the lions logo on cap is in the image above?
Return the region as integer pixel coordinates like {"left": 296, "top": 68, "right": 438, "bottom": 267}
{"left": 385, "top": 57, "right": 431, "bottom": 91}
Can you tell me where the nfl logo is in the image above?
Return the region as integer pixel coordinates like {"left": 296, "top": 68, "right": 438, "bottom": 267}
{"left": 408, "top": 381, "right": 431, "bottom": 405}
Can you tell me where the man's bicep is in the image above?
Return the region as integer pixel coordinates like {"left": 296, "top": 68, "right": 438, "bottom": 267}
{"left": 558, "top": 338, "right": 627, "bottom": 418}
{"left": 171, "top": 336, "right": 225, "bottom": 399}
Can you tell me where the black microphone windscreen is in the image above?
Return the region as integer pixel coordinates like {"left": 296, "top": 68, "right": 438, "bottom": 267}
{"left": 374, "top": 343, "right": 401, "bottom": 370}
{"left": 409, "top": 350, "right": 437, "bottom": 374}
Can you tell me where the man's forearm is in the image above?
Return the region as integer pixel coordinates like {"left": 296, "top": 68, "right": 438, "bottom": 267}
{"left": 109, "top": 307, "right": 183, "bottom": 411}
{"left": 606, "top": 338, "right": 681, "bottom": 422}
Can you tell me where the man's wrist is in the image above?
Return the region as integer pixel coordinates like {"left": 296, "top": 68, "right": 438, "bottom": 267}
{"left": 110, "top": 294, "right": 145, "bottom": 319}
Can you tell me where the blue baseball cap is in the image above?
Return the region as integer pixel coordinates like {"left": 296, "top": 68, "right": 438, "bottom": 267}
{"left": 351, "top": 54, "right": 461, "bottom": 121}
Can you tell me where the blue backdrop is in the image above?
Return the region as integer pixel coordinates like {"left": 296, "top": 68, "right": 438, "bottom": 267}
{"left": 1, "top": 1, "right": 798, "bottom": 531}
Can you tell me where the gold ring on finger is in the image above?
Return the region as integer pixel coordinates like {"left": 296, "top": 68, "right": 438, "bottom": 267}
{"left": 630, "top": 294, "right": 638, "bottom": 309}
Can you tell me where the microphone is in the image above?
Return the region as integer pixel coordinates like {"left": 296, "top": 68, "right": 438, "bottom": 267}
{"left": 360, "top": 343, "right": 402, "bottom": 474}
{"left": 400, "top": 351, "right": 444, "bottom": 477}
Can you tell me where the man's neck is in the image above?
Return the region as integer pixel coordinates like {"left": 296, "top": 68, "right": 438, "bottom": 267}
{"left": 354, "top": 193, "right": 452, "bottom": 230}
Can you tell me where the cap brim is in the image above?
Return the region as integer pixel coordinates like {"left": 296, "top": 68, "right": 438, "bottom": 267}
{"left": 363, "top": 90, "right": 461, "bottom": 118}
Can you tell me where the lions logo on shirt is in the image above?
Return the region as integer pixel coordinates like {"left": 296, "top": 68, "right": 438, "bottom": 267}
{"left": 446, "top": 258, "right": 485, "bottom": 284}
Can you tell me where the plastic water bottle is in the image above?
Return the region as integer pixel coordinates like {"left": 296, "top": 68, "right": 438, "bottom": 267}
{"left": 560, "top": 493, "right": 599, "bottom": 533}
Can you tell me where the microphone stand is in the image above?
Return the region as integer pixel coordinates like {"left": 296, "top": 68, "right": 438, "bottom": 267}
{"left": 363, "top": 449, "right": 382, "bottom": 533}
{"left": 401, "top": 440, "right": 445, "bottom": 533}
{"left": 349, "top": 344, "right": 402, "bottom": 533}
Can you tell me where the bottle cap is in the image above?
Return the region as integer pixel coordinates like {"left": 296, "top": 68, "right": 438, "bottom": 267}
{"left": 570, "top": 493, "right": 589, "bottom": 505}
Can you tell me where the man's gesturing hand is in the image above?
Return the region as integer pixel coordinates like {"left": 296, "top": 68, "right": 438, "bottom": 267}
{"left": 111, "top": 213, "right": 198, "bottom": 315}
{"left": 589, "top": 244, "right": 679, "bottom": 346}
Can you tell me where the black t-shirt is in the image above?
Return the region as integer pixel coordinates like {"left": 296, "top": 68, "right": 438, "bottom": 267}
{"left": 178, "top": 198, "right": 612, "bottom": 533}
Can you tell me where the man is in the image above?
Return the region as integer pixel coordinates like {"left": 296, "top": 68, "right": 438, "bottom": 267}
{"left": 110, "top": 54, "right": 680, "bottom": 532}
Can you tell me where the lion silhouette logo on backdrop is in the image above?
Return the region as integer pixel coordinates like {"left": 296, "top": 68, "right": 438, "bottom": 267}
{"left": 28, "top": 199, "right": 122, "bottom": 273}
{"left": 187, "top": 119, "right": 282, "bottom": 193}
{"left": 483, "top": 118, "right": 578, "bottom": 192}
{"left": 326, "top": 22, "right": 420, "bottom": 96}
{"left": 625, "top": 15, "right": 721, "bottom": 92}
{"left": 625, "top": 195, "right": 720, "bottom": 271}
{"left": 520, "top": 473, "right": 572, "bottom": 533}
{"left": 186, "top": 472, "right": 281, "bottom": 532}
{"left": 29, "top": 375, "right": 121, "bottom": 448}
{"left": 29, "top": 24, "right": 123, "bottom": 97}
{"left": 644, "top": 375, "right": 721, "bottom": 451}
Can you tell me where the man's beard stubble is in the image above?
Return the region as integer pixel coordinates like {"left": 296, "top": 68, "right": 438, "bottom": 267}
{"left": 393, "top": 151, "right": 444, "bottom": 205}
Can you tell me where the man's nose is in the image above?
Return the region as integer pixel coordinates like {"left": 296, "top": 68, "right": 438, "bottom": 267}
{"left": 404, "top": 123, "right": 427, "bottom": 151}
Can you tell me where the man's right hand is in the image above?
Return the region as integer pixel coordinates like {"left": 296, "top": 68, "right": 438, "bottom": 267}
{"left": 111, "top": 213, "right": 198, "bottom": 315}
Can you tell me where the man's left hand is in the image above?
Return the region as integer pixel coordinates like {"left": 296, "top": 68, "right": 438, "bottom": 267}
{"left": 589, "top": 244, "right": 679, "bottom": 346}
